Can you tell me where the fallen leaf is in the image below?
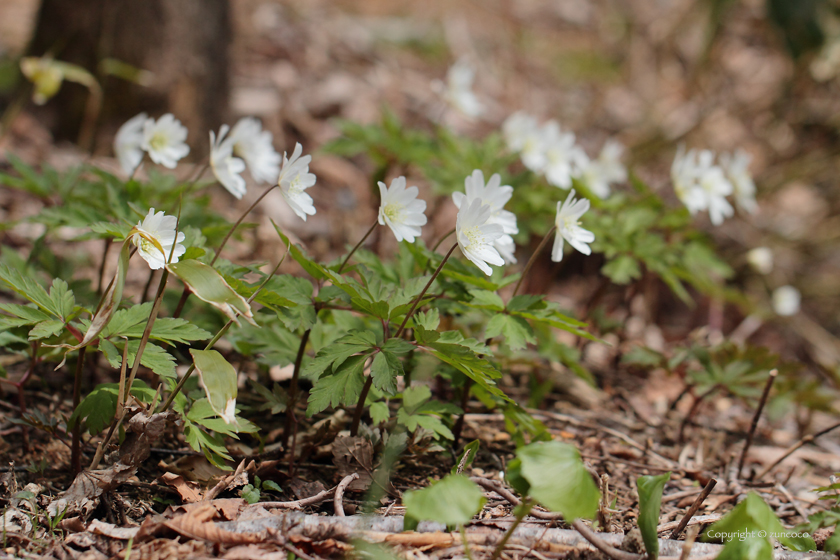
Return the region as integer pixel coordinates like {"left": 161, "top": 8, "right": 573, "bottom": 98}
{"left": 164, "top": 503, "right": 266, "bottom": 544}
{"left": 160, "top": 473, "right": 202, "bottom": 503}
{"left": 332, "top": 436, "right": 373, "bottom": 491}
{"left": 88, "top": 519, "right": 140, "bottom": 540}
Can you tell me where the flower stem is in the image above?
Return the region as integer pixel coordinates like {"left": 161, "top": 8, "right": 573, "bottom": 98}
{"left": 395, "top": 242, "right": 458, "bottom": 339}
{"left": 123, "top": 270, "right": 170, "bottom": 404}
{"left": 350, "top": 369, "right": 374, "bottom": 437}
{"left": 283, "top": 326, "right": 312, "bottom": 447}
{"left": 70, "top": 346, "right": 87, "bottom": 475}
{"left": 338, "top": 221, "right": 377, "bottom": 273}
{"left": 511, "top": 225, "right": 556, "bottom": 299}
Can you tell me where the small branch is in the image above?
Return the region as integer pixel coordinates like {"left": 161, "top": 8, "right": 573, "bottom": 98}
{"left": 257, "top": 486, "right": 338, "bottom": 510}
{"left": 668, "top": 478, "right": 717, "bottom": 540}
{"left": 756, "top": 420, "right": 840, "bottom": 480}
{"left": 679, "top": 526, "right": 700, "bottom": 560}
{"left": 334, "top": 473, "right": 359, "bottom": 517}
{"left": 572, "top": 519, "right": 644, "bottom": 560}
{"left": 338, "top": 221, "right": 377, "bottom": 273}
{"left": 737, "top": 369, "right": 777, "bottom": 478}
{"left": 511, "top": 226, "right": 556, "bottom": 299}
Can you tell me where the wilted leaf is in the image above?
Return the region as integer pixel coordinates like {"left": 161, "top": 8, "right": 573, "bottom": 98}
{"left": 168, "top": 260, "right": 256, "bottom": 326}
{"left": 191, "top": 349, "right": 238, "bottom": 424}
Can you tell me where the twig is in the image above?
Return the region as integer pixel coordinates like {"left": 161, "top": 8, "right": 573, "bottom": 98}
{"left": 776, "top": 484, "right": 810, "bottom": 522}
{"left": 490, "top": 497, "right": 535, "bottom": 560}
{"left": 334, "top": 473, "right": 359, "bottom": 517}
{"left": 258, "top": 487, "right": 337, "bottom": 510}
{"left": 571, "top": 519, "right": 643, "bottom": 560}
{"left": 738, "top": 369, "right": 777, "bottom": 479}
{"left": 470, "top": 478, "right": 563, "bottom": 521}
{"left": 668, "top": 478, "right": 717, "bottom": 539}
{"left": 756, "top": 420, "right": 840, "bottom": 480}
{"left": 657, "top": 514, "right": 722, "bottom": 534}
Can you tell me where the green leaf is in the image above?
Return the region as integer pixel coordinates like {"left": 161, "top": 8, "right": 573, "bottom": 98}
{"left": 427, "top": 342, "right": 510, "bottom": 403}
{"left": 403, "top": 474, "right": 485, "bottom": 529}
{"left": 637, "top": 472, "right": 671, "bottom": 559}
{"left": 191, "top": 349, "right": 238, "bottom": 423}
{"left": 704, "top": 492, "right": 815, "bottom": 551}
{"left": 413, "top": 309, "right": 440, "bottom": 331}
{"left": 370, "top": 401, "right": 390, "bottom": 425}
{"left": 302, "top": 330, "right": 376, "bottom": 380}
{"left": 0, "top": 303, "right": 52, "bottom": 326}
{"left": 402, "top": 385, "right": 431, "bottom": 414}
{"left": 99, "top": 338, "right": 177, "bottom": 379}
{"left": 306, "top": 354, "right": 368, "bottom": 416}
{"left": 715, "top": 537, "right": 773, "bottom": 560}
{"left": 452, "top": 440, "right": 480, "bottom": 474}
{"left": 48, "top": 279, "right": 75, "bottom": 320}
{"left": 28, "top": 319, "right": 65, "bottom": 340}
{"left": 511, "top": 440, "right": 599, "bottom": 520}
{"left": 69, "top": 381, "right": 156, "bottom": 435}
{"left": 602, "top": 255, "right": 642, "bottom": 284}
{"left": 78, "top": 239, "right": 131, "bottom": 348}
{"left": 0, "top": 264, "right": 55, "bottom": 315}
{"left": 468, "top": 289, "right": 505, "bottom": 310}
{"left": 241, "top": 484, "right": 260, "bottom": 504}
{"left": 89, "top": 222, "right": 133, "bottom": 240}
{"left": 167, "top": 260, "right": 256, "bottom": 326}
{"left": 485, "top": 314, "right": 535, "bottom": 351}
{"left": 371, "top": 351, "right": 403, "bottom": 395}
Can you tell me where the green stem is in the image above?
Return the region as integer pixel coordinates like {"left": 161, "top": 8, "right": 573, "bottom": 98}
{"left": 123, "top": 270, "right": 169, "bottom": 403}
{"left": 490, "top": 497, "right": 534, "bottom": 560}
{"left": 395, "top": 242, "right": 458, "bottom": 339}
{"left": 338, "top": 221, "right": 378, "bottom": 273}
{"left": 283, "top": 327, "right": 312, "bottom": 447}
{"left": 511, "top": 226, "right": 556, "bottom": 299}
{"left": 350, "top": 373, "right": 374, "bottom": 437}
{"left": 70, "top": 346, "right": 87, "bottom": 475}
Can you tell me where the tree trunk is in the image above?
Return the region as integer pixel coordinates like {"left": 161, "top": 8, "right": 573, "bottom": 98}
{"left": 27, "top": 0, "right": 230, "bottom": 153}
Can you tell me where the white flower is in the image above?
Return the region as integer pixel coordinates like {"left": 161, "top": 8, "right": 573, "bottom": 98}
{"left": 672, "top": 146, "right": 708, "bottom": 215}
{"left": 277, "top": 143, "right": 317, "bottom": 221}
{"left": 696, "top": 150, "right": 734, "bottom": 226}
{"left": 494, "top": 234, "right": 518, "bottom": 264}
{"left": 551, "top": 189, "right": 595, "bottom": 262}
{"left": 442, "top": 59, "right": 483, "bottom": 119}
{"left": 114, "top": 112, "right": 148, "bottom": 176}
{"left": 452, "top": 170, "right": 519, "bottom": 262}
{"left": 229, "top": 117, "right": 281, "bottom": 183}
{"left": 746, "top": 247, "right": 773, "bottom": 275}
{"left": 141, "top": 114, "right": 190, "bottom": 169}
{"left": 578, "top": 140, "right": 627, "bottom": 199}
{"left": 131, "top": 208, "right": 187, "bottom": 270}
{"left": 542, "top": 121, "right": 586, "bottom": 190}
{"left": 378, "top": 176, "right": 427, "bottom": 243}
{"left": 720, "top": 149, "right": 758, "bottom": 214}
{"left": 772, "top": 285, "right": 800, "bottom": 316}
{"left": 456, "top": 198, "right": 505, "bottom": 276}
{"left": 210, "top": 125, "right": 247, "bottom": 199}
{"left": 503, "top": 112, "right": 541, "bottom": 154}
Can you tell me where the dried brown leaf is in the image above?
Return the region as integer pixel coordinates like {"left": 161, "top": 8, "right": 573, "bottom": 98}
{"left": 160, "top": 473, "right": 202, "bottom": 503}
{"left": 331, "top": 436, "right": 373, "bottom": 491}
{"left": 164, "top": 503, "right": 266, "bottom": 544}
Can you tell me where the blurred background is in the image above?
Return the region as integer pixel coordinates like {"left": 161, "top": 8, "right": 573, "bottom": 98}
{"left": 1, "top": 0, "right": 839, "bottom": 376}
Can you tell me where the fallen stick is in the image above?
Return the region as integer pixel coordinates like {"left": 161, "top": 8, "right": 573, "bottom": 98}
{"left": 669, "top": 479, "right": 717, "bottom": 539}
{"left": 334, "top": 473, "right": 359, "bottom": 517}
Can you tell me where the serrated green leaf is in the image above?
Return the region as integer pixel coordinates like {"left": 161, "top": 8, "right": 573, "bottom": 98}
{"left": 28, "top": 319, "right": 65, "bottom": 340}
{"left": 403, "top": 474, "right": 485, "bottom": 529}
{"left": 0, "top": 264, "right": 55, "bottom": 315}
{"left": 68, "top": 380, "right": 156, "bottom": 435}
{"left": 468, "top": 289, "right": 505, "bottom": 310}
{"left": 99, "top": 338, "right": 177, "bottom": 379}
{"left": 506, "top": 294, "right": 543, "bottom": 312}
{"left": 413, "top": 309, "right": 440, "bottom": 331}
{"left": 485, "top": 314, "right": 535, "bottom": 351}
{"left": 371, "top": 351, "right": 402, "bottom": 395}
{"left": 370, "top": 401, "right": 390, "bottom": 425}
{"left": 637, "top": 472, "right": 671, "bottom": 559}
{"left": 301, "top": 330, "right": 376, "bottom": 380}
{"left": 306, "top": 354, "right": 368, "bottom": 416}
{"left": 48, "top": 279, "right": 74, "bottom": 320}
{"left": 602, "top": 255, "right": 642, "bottom": 284}
{"left": 0, "top": 303, "right": 52, "bottom": 326}
{"left": 428, "top": 342, "right": 510, "bottom": 403}
{"left": 88, "top": 222, "right": 134, "bottom": 240}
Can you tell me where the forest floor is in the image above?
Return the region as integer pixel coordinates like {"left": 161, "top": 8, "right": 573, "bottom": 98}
{"left": 1, "top": 0, "right": 840, "bottom": 559}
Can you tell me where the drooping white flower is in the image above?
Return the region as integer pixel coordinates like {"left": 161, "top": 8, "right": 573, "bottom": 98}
{"left": 551, "top": 189, "right": 595, "bottom": 262}
{"left": 277, "top": 143, "right": 317, "bottom": 221}
{"left": 229, "top": 117, "right": 281, "bottom": 184}
{"left": 210, "top": 125, "right": 247, "bottom": 199}
{"left": 541, "top": 121, "right": 586, "bottom": 190}
{"left": 452, "top": 170, "right": 519, "bottom": 262}
{"left": 772, "top": 285, "right": 800, "bottom": 316}
{"left": 671, "top": 146, "right": 708, "bottom": 215}
{"left": 746, "top": 247, "right": 773, "bottom": 275}
{"left": 720, "top": 149, "right": 758, "bottom": 214}
{"left": 456, "top": 198, "right": 505, "bottom": 276}
{"left": 141, "top": 114, "right": 190, "bottom": 169}
{"left": 114, "top": 112, "right": 148, "bottom": 176}
{"left": 378, "top": 176, "right": 427, "bottom": 243}
{"left": 131, "top": 208, "right": 187, "bottom": 270}
{"left": 696, "top": 150, "right": 734, "bottom": 226}
{"left": 578, "top": 140, "right": 627, "bottom": 199}
{"left": 442, "top": 59, "right": 483, "bottom": 119}
{"left": 502, "top": 111, "right": 545, "bottom": 166}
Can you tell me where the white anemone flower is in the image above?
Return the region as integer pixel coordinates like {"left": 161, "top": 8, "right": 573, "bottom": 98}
{"left": 114, "top": 112, "right": 148, "bottom": 176}
{"left": 452, "top": 170, "right": 519, "bottom": 262}
{"left": 551, "top": 190, "right": 595, "bottom": 262}
{"left": 456, "top": 198, "right": 505, "bottom": 276}
{"left": 131, "top": 208, "right": 187, "bottom": 270}
{"left": 277, "top": 143, "right": 317, "bottom": 221}
{"left": 229, "top": 117, "right": 281, "bottom": 184}
{"left": 378, "top": 176, "right": 427, "bottom": 243}
{"left": 671, "top": 146, "right": 707, "bottom": 215}
{"left": 541, "top": 121, "right": 586, "bottom": 189}
{"left": 141, "top": 113, "right": 190, "bottom": 169}
{"left": 578, "top": 140, "right": 627, "bottom": 199}
{"left": 210, "top": 125, "right": 247, "bottom": 200}
{"left": 720, "top": 149, "right": 758, "bottom": 214}
{"left": 772, "top": 285, "right": 800, "bottom": 316}
{"left": 503, "top": 112, "right": 542, "bottom": 161}
{"left": 442, "top": 59, "right": 483, "bottom": 119}
{"left": 696, "top": 150, "right": 734, "bottom": 226}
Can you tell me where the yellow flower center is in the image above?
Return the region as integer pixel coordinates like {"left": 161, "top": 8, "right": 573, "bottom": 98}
{"left": 149, "top": 132, "right": 168, "bottom": 152}
{"left": 382, "top": 203, "right": 403, "bottom": 222}
{"left": 462, "top": 226, "right": 484, "bottom": 250}
{"left": 288, "top": 174, "right": 304, "bottom": 195}
{"left": 562, "top": 215, "right": 580, "bottom": 230}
